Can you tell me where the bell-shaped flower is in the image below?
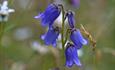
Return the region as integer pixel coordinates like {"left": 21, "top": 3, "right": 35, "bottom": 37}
{"left": 66, "top": 11, "right": 75, "bottom": 28}
{"left": 70, "top": 29, "right": 88, "bottom": 49}
{"left": 34, "top": 4, "right": 61, "bottom": 27}
{"left": 41, "top": 26, "right": 60, "bottom": 47}
{"left": 0, "top": 1, "right": 15, "bottom": 22}
{"left": 65, "top": 42, "right": 82, "bottom": 67}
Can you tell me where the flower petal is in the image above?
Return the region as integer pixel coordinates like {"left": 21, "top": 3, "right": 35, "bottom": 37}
{"left": 67, "top": 11, "right": 75, "bottom": 28}
{"left": 72, "top": 48, "right": 82, "bottom": 66}
{"left": 8, "top": 9, "right": 15, "bottom": 13}
{"left": 65, "top": 46, "right": 74, "bottom": 67}
{"left": 52, "top": 41, "right": 57, "bottom": 47}
{"left": 41, "top": 34, "right": 46, "bottom": 40}
{"left": 41, "top": 27, "right": 59, "bottom": 47}
{"left": 34, "top": 4, "right": 61, "bottom": 27}
{"left": 76, "top": 29, "right": 87, "bottom": 45}
{"left": 70, "top": 29, "right": 88, "bottom": 49}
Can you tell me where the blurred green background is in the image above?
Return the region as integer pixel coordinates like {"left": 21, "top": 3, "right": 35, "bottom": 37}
{"left": 0, "top": 0, "right": 115, "bottom": 70}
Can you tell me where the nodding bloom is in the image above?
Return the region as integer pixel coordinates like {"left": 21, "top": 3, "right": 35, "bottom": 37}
{"left": 66, "top": 11, "right": 75, "bottom": 28}
{"left": 65, "top": 42, "right": 82, "bottom": 67}
{"left": 0, "top": 1, "right": 15, "bottom": 22}
{"left": 41, "top": 26, "right": 60, "bottom": 47}
{"left": 34, "top": 4, "right": 61, "bottom": 27}
{"left": 70, "top": 29, "right": 87, "bottom": 49}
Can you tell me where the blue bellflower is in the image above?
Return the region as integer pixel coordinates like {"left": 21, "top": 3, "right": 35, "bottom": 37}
{"left": 41, "top": 26, "right": 59, "bottom": 47}
{"left": 70, "top": 29, "right": 87, "bottom": 49}
{"left": 66, "top": 11, "right": 75, "bottom": 28}
{"left": 34, "top": 4, "right": 61, "bottom": 27}
{"left": 65, "top": 43, "right": 82, "bottom": 67}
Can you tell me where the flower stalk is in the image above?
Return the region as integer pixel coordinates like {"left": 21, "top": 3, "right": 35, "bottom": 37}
{"left": 34, "top": 3, "right": 96, "bottom": 68}
{"left": 64, "top": 28, "right": 71, "bottom": 46}
{"left": 58, "top": 4, "right": 65, "bottom": 51}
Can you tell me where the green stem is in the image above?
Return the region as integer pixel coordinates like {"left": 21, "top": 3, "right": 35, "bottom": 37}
{"left": 0, "top": 23, "right": 4, "bottom": 47}
{"left": 58, "top": 5, "right": 66, "bottom": 69}
{"left": 58, "top": 5, "right": 67, "bottom": 69}
{"left": 59, "top": 4, "right": 65, "bottom": 51}
{"left": 93, "top": 51, "right": 97, "bottom": 70}
{"left": 64, "top": 29, "right": 71, "bottom": 46}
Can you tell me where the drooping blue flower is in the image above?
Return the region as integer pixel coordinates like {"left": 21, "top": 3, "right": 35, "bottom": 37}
{"left": 70, "top": 29, "right": 87, "bottom": 49}
{"left": 41, "top": 26, "right": 59, "bottom": 47}
{"left": 65, "top": 42, "right": 82, "bottom": 67}
{"left": 66, "top": 11, "right": 75, "bottom": 28}
{"left": 34, "top": 4, "right": 61, "bottom": 27}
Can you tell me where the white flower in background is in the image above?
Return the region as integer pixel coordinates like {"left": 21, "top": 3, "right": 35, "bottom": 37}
{"left": 31, "top": 41, "right": 49, "bottom": 55}
{"left": 0, "top": 1, "right": 15, "bottom": 22}
{"left": 77, "top": 49, "right": 84, "bottom": 57}
{"left": 13, "top": 27, "right": 33, "bottom": 41}
{"left": 10, "top": 62, "right": 26, "bottom": 70}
